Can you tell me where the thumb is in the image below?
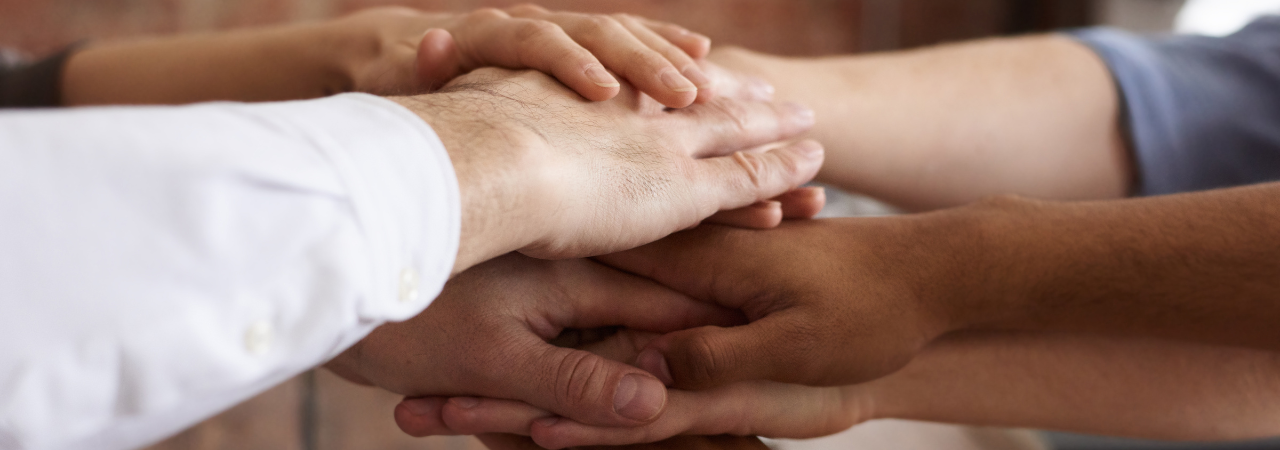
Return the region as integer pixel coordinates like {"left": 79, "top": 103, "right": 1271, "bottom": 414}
{"left": 416, "top": 28, "right": 462, "bottom": 90}
{"left": 635, "top": 314, "right": 814, "bottom": 390}
{"left": 693, "top": 140, "right": 824, "bottom": 217}
{"left": 500, "top": 343, "right": 670, "bottom": 427}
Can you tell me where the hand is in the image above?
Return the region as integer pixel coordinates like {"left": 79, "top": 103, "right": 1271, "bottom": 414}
{"left": 392, "top": 68, "right": 822, "bottom": 273}
{"left": 392, "top": 329, "right": 875, "bottom": 449}
{"left": 333, "top": 5, "right": 716, "bottom": 107}
{"left": 479, "top": 434, "right": 772, "bottom": 450}
{"left": 596, "top": 218, "right": 968, "bottom": 390}
{"left": 323, "top": 253, "right": 743, "bottom": 429}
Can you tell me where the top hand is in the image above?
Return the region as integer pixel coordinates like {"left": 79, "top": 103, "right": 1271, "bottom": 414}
{"left": 393, "top": 67, "right": 822, "bottom": 273}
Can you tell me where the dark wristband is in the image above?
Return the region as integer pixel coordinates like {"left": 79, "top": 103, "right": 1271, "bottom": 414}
{"left": 0, "top": 44, "right": 80, "bottom": 108}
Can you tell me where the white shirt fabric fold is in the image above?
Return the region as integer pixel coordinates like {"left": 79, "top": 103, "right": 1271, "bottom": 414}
{"left": 0, "top": 93, "right": 459, "bottom": 450}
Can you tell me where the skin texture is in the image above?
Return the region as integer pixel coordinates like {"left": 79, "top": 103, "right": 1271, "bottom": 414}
{"left": 62, "top": 5, "right": 713, "bottom": 107}
{"left": 590, "top": 186, "right": 1280, "bottom": 392}
{"left": 707, "top": 36, "right": 1135, "bottom": 211}
{"left": 385, "top": 32, "right": 1280, "bottom": 449}
{"left": 398, "top": 329, "right": 1280, "bottom": 448}
{"left": 390, "top": 67, "right": 823, "bottom": 274}
{"left": 324, "top": 254, "right": 741, "bottom": 429}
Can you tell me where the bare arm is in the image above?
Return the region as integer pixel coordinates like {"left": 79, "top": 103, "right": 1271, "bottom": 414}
{"left": 708, "top": 35, "right": 1134, "bottom": 211}
{"left": 61, "top": 6, "right": 719, "bottom": 107}
{"left": 393, "top": 329, "right": 1280, "bottom": 444}
{"left": 873, "top": 331, "right": 1280, "bottom": 441}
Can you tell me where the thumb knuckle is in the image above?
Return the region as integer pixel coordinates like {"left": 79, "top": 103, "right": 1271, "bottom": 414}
{"left": 681, "top": 332, "right": 734, "bottom": 386}
{"left": 553, "top": 351, "right": 610, "bottom": 408}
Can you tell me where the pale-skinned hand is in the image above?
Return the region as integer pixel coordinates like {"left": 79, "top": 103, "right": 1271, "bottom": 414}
{"left": 392, "top": 67, "right": 823, "bottom": 273}
{"left": 324, "top": 253, "right": 744, "bottom": 428}
{"left": 335, "top": 5, "right": 716, "bottom": 107}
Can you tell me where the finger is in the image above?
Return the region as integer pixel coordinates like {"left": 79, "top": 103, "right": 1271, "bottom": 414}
{"left": 394, "top": 397, "right": 458, "bottom": 437}
{"left": 702, "top": 201, "right": 783, "bottom": 229}
{"left": 673, "top": 100, "right": 815, "bottom": 158}
{"left": 613, "top": 14, "right": 716, "bottom": 103}
{"left": 550, "top": 13, "right": 699, "bottom": 108}
{"left": 634, "top": 316, "right": 817, "bottom": 389}
{"left": 485, "top": 340, "right": 670, "bottom": 427}
{"left": 560, "top": 260, "right": 742, "bottom": 332}
{"left": 442, "top": 397, "right": 553, "bottom": 435}
{"left": 699, "top": 62, "right": 774, "bottom": 101}
{"left": 533, "top": 382, "right": 857, "bottom": 449}
{"left": 775, "top": 186, "right": 826, "bottom": 219}
{"left": 690, "top": 140, "right": 825, "bottom": 219}
{"left": 643, "top": 20, "right": 712, "bottom": 59}
{"left": 417, "top": 28, "right": 462, "bottom": 91}
{"left": 454, "top": 10, "right": 621, "bottom": 101}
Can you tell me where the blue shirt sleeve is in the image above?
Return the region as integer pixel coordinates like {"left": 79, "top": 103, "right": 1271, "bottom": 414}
{"left": 1070, "top": 17, "right": 1280, "bottom": 196}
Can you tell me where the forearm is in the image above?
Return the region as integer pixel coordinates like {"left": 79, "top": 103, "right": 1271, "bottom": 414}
{"left": 709, "top": 35, "right": 1132, "bottom": 211}
{"left": 869, "top": 331, "right": 1280, "bottom": 440}
{"left": 62, "top": 21, "right": 358, "bottom": 105}
{"left": 948, "top": 182, "right": 1280, "bottom": 349}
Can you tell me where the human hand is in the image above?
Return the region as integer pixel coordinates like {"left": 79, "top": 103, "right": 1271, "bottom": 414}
{"left": 332, "top": 5, "right": 716, "bottom": 107}
{"left": 480, "top": 433, "right": 772, "bottom": 450}
{"left": 392, "top": 68, "right": 822, "bottom": 273}
{"left": 392, "top": 329, "right": 875, "bottom": 449}
{"left": 323, "top": 253, "right": 744, "bottom": 429}
{"left": 596, "top": 218, "right": 968, "bottom": 390}
{"left": 479, "top": 432, "right": 773, "bottom": 450}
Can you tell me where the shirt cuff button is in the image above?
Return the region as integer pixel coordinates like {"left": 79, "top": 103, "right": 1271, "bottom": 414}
{"left": 399, "top": 267, "right": 420, "bottom": 303}
{"left": 244, "top": 320, "right": 273, "bottom": 356}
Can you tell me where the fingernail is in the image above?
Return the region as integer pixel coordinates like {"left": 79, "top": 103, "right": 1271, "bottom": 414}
{"left": 585, "top": 64, "right": 620, "bottom": 88}
{"left": 534, "top": 416, "right": 560, "bottom": 427}
{"left": 747, "top": 77, "right": 775, "bottom": 101}
{"left": 449, "top": 397, "right": 480, "bottom": 409}
{"left": 682, "top": 66, "right": 715, "bottom": 90}
{"left": 794, "top": 140, "right": 824, "bottom": 159}
{"left": 784, "top": 101, "right": 816, "bottom": 128}
{"left": 402, "top": 398, "right": 435, "bottom": 416}
{"left": 613, "top": 374, "right": 666, "bottom": 421}
{"left": 637, "top": 348, "right": 675, "bottom": 386}
{"left": 661, "top": 69, "right": 698, "bottom": 93}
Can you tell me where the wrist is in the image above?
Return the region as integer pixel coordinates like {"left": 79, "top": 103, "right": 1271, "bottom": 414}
{"left": 389, "top": 93, "right": 551, "bottom": 274}
{"left": 926, "top": 195, "right": 1052, "bottom": 332}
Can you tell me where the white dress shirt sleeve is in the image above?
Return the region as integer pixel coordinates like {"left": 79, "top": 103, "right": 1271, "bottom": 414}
{"left": 0, "top": 93, "right": 460, "bottom": 450}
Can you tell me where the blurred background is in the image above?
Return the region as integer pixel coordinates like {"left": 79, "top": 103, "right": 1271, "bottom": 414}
{"left": 3, "top": 0, "right": 1277, "bottom": 449}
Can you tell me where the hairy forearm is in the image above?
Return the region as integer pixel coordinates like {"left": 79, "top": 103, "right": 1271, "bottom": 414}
{"left": 870, "top": 331, "right": 1280, "bottom": 440}
{"left": 709, "top": 35, "right": 1132, "bottom": 211}
{"left": 62, "top": 21, "right": 357, "bottom": 105}
{"left": 948, "top": 182, "right": 1280, "bottom": 349}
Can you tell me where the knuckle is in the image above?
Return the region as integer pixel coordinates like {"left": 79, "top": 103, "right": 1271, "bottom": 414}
{"left": 611, "top": 13, "right": 639, "bottom": 25}
{"left": 467, "top": 7, "right": 508, "bottom": 22}
{"left": 516, "top": 19, "right": 563, "bottom": 42}
{"left": 683, "top": 332, "right": 730, "bottom": 386}
{"left": 584, "top": 14, "right": 622, "bottom": 31}
{"left": 708, "top": 100, "right": 753, "bottom": 135}
{"left": 732, "top": 152, "right": 766, "bottom": 189}
{"left": 508, "top": 3, "right": 548, "bottom": 15}
{"left": 553, "top": 351, "right": 609, "bottom": 409}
